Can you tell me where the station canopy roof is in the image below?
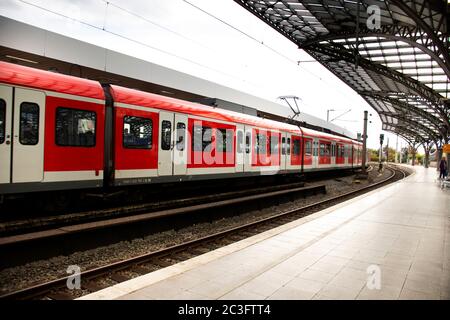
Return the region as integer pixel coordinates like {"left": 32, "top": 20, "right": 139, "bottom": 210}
{"left": 235, "top": 0, "right": 450, "bottom": 146}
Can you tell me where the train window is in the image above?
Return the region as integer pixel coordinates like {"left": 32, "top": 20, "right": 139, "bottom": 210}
{"left": 217, "top": 129, "right": 226, "bottom": 152}
{"left": 245, "top": 132, "right": 251, "bottom": 154}
{"left": 20, "top": 102, "right": 39, "bottom": 145}
{"left": 217, "top": 128, "right": 233, "bottom": 153}
{"left": 226, "top": 130, "right": 233, "bottom": 152}
{"left": 237, "top": 131, "right": 243, "bottom": 153}
{"left": 161, "top": 120, "right": 172, "bottom": 150}
{"left": 305, "top": 140, "right": 312, "bottom": 156}
{"left": 256, "top": 133, "right": 266, "bottom": 154}
{"left": 176, "top": 122, "right": 186, "bottom": 151}
{"left": 0, "top": 100, "right": 5, "bottom": 144}
{"left": 293, "top": 139, "right": 301, "bottom": 155}
{"left": 270, "top": 134, "right": 278, "bottom": 155}
{"left": 286, "top": 138, "right": 291, "bottom": 155}
{"left": 56, "top": 107, "right": 95, "bottom": 147}
{"left": 193, "top": 125, "right": 202, "bottom": 151}
{"left": 322, "top": 143, "right": 331, "bottom": 156}
{"left": 123, "top": 116, "right": 152, "bottom": 149}
{"left": 202, "top": 127, "right": 212, "bottom": 151}
{"left": 281, "top": 137, "right": 286, "bottom": 155}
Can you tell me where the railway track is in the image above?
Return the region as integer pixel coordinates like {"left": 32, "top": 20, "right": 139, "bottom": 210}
{"left": 0, "top": 164, "right": 408, "bottom": 300}
{"left": 0, "top": 178, "right": 328, "bottom": 236}
{"left": 0, "top": 183, "right": 325, "bottom": 247}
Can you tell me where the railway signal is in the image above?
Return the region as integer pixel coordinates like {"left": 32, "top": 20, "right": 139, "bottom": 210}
{"left": 379, "top": 133, "right": 384, "bottom": 172}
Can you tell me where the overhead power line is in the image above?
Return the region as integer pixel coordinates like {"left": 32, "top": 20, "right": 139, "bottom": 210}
{"left": 17, "top": 0, "right": 258, "bottom": 86}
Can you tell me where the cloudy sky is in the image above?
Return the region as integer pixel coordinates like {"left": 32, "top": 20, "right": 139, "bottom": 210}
{"left": 0, "top": 0, "right": 409, "bottom": 150}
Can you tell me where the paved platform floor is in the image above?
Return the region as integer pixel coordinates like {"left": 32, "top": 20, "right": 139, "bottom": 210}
{"left": 81, "top": 165, "right": 450, "bottom": 300}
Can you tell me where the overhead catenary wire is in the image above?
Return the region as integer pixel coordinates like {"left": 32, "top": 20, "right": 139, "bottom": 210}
{"left": 181, "top": 0, "right": 364, "bottom": 103}
{"left": 17, "top": 0, "right": 262, "bottom": 88}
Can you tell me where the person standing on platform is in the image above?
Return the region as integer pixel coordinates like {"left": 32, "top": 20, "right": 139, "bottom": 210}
{"left": 439, "top": 157, "right": 447, "bottom": 180}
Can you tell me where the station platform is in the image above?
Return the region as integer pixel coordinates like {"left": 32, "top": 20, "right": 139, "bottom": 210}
{"left": 80, "top": 165, "right": 450, "bottom": 300}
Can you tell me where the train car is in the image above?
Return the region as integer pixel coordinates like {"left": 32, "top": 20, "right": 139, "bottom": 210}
{"left": 301, "top": 128, "right": 355, "bottom": 172}
{"left": 0, "top": 61, "right": 106, "bottom": 195}
{"left": 0, "top": 61, "right": 362, "bottom": 196}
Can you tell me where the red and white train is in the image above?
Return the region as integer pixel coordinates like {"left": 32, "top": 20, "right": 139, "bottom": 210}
{"left": 0, "top": 61, "right": 362, "bottom": 195}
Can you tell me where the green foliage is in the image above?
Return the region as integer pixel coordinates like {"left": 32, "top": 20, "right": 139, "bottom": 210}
{"left": 369, "top": 148, "right": 379, "bottom": 162}
{"left": 368, "top": 147, "right": 425, "bottom": 164}
{"left": 369, "top": 147, "right": 396, "bottom": 162}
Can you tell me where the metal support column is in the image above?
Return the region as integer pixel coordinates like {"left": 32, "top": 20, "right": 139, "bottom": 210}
{"left": 361, "top": 110, "right": 368, "bottom": 175}
{"left": 411, "top": 145, "right": 416, "bottom": 166}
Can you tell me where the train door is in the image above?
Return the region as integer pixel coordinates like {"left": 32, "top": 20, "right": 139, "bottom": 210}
{"left": 235, "top": 125, "right": 244, "bottom": 173}
{"left": 158, "top": 111, "right": 174, "bottom": 176}
{"left": 0, "top": 85, "right": 12, "bottom": 184}
{"left": 331, "top": 142, "right": 336, "bottom": 166}
{"left": 346, "top": 145, "right": 351, "bottom": 166}
{"left": 312, "top": 138, "right": 319, "bottom": 168}
{"left": 281, "top": 132, "right": 290, "bottom": 170}
{"left": 244, "top": 126, "right": 252, "bottom": 172}
{"left": 12, "top": 88, "right": 45, "bottom": 183}
{"left": 173, "top": 114, "right": 188, "bottom": 176}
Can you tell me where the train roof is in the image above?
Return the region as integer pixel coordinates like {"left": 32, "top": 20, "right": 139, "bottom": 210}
{"left": 112, "top": 85, "right": 360, "bottom": 144}
{"left": 111, "top": 84, "right": 301, "bottom": 133}
{"left": 302, "top": 127, "right": 359, "bottom": 144}
{"left": 0, "top": 61, "right": 361, "bottom": 144}
{"left": 0, "top": 61, "right": 104, "bottom": 100}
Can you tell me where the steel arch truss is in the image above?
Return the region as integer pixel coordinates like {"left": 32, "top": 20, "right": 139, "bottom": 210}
{"left": 235, "top": 0, "right": 450, "bottom": 144}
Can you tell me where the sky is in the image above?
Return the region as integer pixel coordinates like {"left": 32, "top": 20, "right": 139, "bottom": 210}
{"left": 0, "top": 0, "right": 412, "bottom": 151}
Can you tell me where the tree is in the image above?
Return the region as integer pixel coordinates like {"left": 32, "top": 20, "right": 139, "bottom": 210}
{"left": 416, "top": 154, "right": 424, "bottom": 165}
{"left": 368, "top": 148, "right": 379, "bottom": 162}
{"left": 382, "top": 146, "right": 396, "bottom": 162}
